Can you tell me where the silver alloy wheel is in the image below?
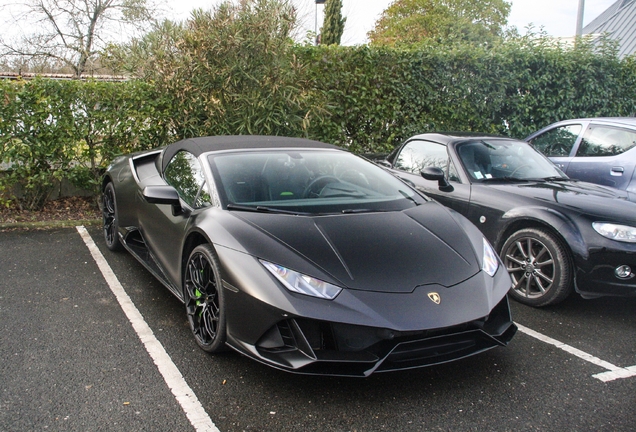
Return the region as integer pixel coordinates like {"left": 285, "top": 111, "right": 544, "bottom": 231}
{"left": 501, "top": 227, "right": 572, "bottom": 307}
{"left": 504, "top": 236, "right": 555, "bottom": 299}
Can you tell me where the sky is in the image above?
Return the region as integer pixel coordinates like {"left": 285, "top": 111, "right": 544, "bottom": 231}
{"left": 0, "top": 0, "right": 619, "bottom": 46}
{"left": 168, "top": 0, "right": 618, "bottom": 45}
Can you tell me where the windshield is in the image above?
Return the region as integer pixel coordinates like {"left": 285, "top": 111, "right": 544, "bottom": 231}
{"left": 456, "top": 139, "right": 566, "bottom": 182}
{"left": 208, "top": 149, "right": 425, "bottom": 214}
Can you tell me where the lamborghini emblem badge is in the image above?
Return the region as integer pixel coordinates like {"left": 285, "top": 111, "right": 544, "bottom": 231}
{"left": 428, "top": 292, "right": 441, "bottom": 305}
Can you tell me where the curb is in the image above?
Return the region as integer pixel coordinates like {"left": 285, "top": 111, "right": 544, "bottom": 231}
{"left": 0, "top": 219, "right": 101, "bottom": 230}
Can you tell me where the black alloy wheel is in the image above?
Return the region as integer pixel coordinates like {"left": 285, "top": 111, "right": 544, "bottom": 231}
{"left": 103, "top": 182, "right": 123, "bottom": 251}
{"left": 184, "top": 244, "right": 227, "bottom": 352}
{"left": 501, "top": 227, "right": 573, "bottom": 307}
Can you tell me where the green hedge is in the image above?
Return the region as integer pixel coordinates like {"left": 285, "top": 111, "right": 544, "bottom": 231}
{"left": 2, "top": 41, "right": 636, "bottom": 209}
{"left": 298, "top": 43, "right": 636, "bottom": 152}
{"left": 0, "top": 79, "right": 171, "bottom": 209}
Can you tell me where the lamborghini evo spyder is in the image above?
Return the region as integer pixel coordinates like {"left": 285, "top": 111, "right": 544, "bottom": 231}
{"left": 102, "top": 136, "right": 516, "bottom": 376}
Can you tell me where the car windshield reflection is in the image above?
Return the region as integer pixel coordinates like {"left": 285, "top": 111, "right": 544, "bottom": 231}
{"left": 457, "top": 139, "right": 565, "bottom": 182}
{"left": 209, "top": 150, "right": 425, "bottom": 214}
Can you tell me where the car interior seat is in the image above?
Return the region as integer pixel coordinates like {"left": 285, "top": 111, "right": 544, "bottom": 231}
{"left": 261, "top": 155, "right": 310, "bottom": 200}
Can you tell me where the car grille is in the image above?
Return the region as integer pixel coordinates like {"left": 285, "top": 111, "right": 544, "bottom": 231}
{"left": 254, "top": 296, "right": 516, "bottom": 376}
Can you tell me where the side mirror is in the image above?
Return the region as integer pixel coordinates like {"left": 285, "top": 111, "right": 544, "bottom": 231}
{"left": 420, "top": 167, "right": 454, "bottom": 192}
{"left": 143, "top": 185, "right": 185, "bottom": 216}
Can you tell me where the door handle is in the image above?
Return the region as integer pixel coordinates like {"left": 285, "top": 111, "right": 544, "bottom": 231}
{"left": 611, "top": 166, "right": 624, "bottom": 176}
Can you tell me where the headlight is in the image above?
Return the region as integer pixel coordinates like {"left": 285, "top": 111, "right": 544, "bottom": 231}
{"left": 482, "top": 238, "right": 499, "bottom": 277}
{"left": 260, "top": 260, "right": 342, "bottom": 300}
{"left": 593, "top": 222, "right": 636, "bottom": 243}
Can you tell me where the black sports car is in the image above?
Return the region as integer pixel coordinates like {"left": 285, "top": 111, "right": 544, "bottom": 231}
{"left": 102, "top": 136, "right": 516, "bottom": 376}
{"left": 379, "top": 133, "right": 636, "bottom": 307}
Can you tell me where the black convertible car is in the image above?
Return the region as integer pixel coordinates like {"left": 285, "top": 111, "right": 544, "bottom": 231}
{"left": 380, "top": 133, "right": 636, "bottom": 307}
{"left": 102, "top": 136, "right": 516, "bottom": 376}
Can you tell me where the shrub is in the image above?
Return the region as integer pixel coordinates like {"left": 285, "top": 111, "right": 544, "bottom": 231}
{"left": 0, "top": 79, "right": 171, "bottom": 210}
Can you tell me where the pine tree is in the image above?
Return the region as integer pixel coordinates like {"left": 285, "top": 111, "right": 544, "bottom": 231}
{"left": 321, "top": 0, "right": 346, "bottom": 45}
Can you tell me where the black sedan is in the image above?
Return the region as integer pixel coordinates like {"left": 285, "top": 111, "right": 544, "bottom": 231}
{"left": 379, "top": 133, "right": 636, "bottom": 307}
{"left": 102, "top": 136, "right": 515, "bottom": 376}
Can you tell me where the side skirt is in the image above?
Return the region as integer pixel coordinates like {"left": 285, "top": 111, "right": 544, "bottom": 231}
{"left": 118, "top": 227, "right": 184, "bottom": 302}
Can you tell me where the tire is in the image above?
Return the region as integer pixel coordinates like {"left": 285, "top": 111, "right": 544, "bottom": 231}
{"left": 102, "top": 182, "right": 123, "bottom": 251}
{"left": 184, "top": 244, "right": 227, "bottom": 353}
{"left": 501, "top": 227, "right": 573, "bottom": 307}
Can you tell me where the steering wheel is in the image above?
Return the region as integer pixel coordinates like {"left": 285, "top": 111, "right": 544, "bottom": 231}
{"left": 510, "top": 164, "right": 531, "bottom": 178}
{"left": 302, "top": 175, "right": 340, "bottom": 198}
{"left": 338, "top": 169, "right": 370, "bottom": 186}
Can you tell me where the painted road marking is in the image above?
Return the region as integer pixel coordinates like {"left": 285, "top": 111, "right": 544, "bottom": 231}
{"left": 77, "top": 226, "right": 219, "bottom": 432}
{"left": 516, "top": 323, "right": 636, "bottom": 383}
{"left": 77, "top": 223, "right": 633, "bottom": 394}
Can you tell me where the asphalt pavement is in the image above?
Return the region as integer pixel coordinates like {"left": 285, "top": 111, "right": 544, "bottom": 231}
{"left": 1, "top": 226, "right": 635, "bottom": 431}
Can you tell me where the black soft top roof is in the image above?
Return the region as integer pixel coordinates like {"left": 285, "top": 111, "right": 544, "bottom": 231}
{"left": 162, "top": 135, "right": 340, "bottom": 172}
{"left": 407, "top": 132, "right": 509, "bottom": 146}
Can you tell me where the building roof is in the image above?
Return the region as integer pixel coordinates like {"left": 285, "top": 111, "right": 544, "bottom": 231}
{"left": 583, "top": 0, "right": 636, "bottom": 57}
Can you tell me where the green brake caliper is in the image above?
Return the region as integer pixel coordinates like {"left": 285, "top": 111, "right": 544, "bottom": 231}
{"left": 195, "top": 268, "right": 204, "bottom": 316}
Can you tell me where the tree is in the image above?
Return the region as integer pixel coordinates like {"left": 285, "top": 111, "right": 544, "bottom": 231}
{"left": 113, "top": 0, "right": 311, "bottom": 138}
{"left": 0, "top": 0, "right": 162, "bottom": 77}
{"left": 101, "top": 19, "right": 185, "bottom": 78}
{"left": 321, "top": 0, "right": 346, "bottom": 45}
{"left": 368, "top": 0, "right": 511, "bottom": 47}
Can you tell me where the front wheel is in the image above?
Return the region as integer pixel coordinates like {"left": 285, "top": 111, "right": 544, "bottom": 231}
{"left": 184, "top": 244, "right": 227, "bottom": 352}
{"left": 501, "top": 227, "right": 573, "bottom": 307}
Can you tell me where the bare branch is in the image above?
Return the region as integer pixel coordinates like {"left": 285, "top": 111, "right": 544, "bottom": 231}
{"left": 1, "top": 0, "right": 165, "bottom": 76}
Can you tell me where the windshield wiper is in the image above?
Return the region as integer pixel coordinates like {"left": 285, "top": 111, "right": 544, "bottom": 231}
{"left": 340, "top": 208, "right": 386, "bottom": 214}
{"left": 514, "top": 176, "right": 573, "bottom": 183}
{"left": 541, "top": 176, "right": 573, "bottom": 182}
{"left": 227, "top": 203, "right": 311, "bottom": 216}
{"left": 399, "top": 189, "right": 421, "bottom": 205}
{"left": 480, "top": 176, "right": 531, "bottom": 183}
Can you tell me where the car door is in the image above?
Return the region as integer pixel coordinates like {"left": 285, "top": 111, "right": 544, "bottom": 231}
{"left": 141, "top": 150, "right": 212, "bottom": 285}
{"left": 527, "top": 122, "right": 584, "bottom": 172}
{"left": 566, "top": 124, "right": 636, "bottom": 190}
{"left": 389, "top": 139, "right": 471, "bottom": 216}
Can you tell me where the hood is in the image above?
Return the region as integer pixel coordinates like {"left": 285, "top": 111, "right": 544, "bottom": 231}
{"left": 491, "top": 179, "right": 636, "bottom": 224}
{"left": 231, "top": 202, "right": 481, "bottom": 293}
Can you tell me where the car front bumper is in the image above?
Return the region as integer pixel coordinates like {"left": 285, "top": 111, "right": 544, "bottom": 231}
{"left": 235, "top": 295, "right": 517, "bottom": 377}
{"left": 575, "top": 248, "right": 636, "bottom": 298}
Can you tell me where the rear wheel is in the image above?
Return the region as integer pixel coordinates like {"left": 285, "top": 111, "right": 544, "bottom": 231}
{"left": 102, "top": 182, "right": 123, "bottom": 251}
{"left": 184, "top": 244, "right": 227, "bottom": 352}
{"left": 501, "top": 227, "right": 573, "bottom": 307}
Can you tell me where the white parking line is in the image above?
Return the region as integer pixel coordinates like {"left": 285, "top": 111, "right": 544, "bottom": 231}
{"left": 516, "top": 323, "right": 636, "bottom": 383}
{"left": 76, "top": 226, "right": 219, "bottom": 432}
